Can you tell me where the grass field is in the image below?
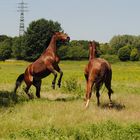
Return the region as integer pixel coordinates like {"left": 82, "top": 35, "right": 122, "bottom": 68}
{"left": 0, "top": 60, "right": 140, "bottom": 140}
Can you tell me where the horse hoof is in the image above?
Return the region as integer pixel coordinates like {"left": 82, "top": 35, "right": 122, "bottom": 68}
{"left": 57, "top": 83, "right": 61, "bottom": 88}
{"left": 28, "top": 94, "right": 34, "bottom": 99}
{"left": 97, "top": 102, "right": 100, "bottom": 107}
{"left": 52, "top": 85, "right": 55, "bottom": 89}
{"left": 36, "top": 95, "right": 40, "bottom": 98}
{"left": 109, "top": 102, "right": 113, "bottom": 108}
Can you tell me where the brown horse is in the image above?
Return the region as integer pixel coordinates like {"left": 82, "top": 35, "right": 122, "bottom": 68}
{"left": 84, "top": 41, "right": 113, "bottom": 108}
{"left": 14, "top": 32, "right": 70, "bottom": 98}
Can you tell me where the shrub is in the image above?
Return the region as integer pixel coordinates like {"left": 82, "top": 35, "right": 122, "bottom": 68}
{"left": 100, "top": 55, "right": 119, "bottom": 63}
{"left": 130, "top": 48, "right": 139, "bottom": 61}
{"left": 62, "top": 77, "right": 84, "bottom": 97}
{"left": 8, "top": 122, "right": 140, "bottom": 140}
{"left": 118, "top": 46, "right": 131, "bottom": 61}
{"left": 0, "top": 39, "right": 12, "bottom": 61}
{"left": 12, "top": 36, "right": 26, "bottom": 60}
{"left": 100, "top": 43, "right": 116, "bottom": 55}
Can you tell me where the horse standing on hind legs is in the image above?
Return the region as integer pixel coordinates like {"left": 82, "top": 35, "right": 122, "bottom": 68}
{"left": 84, "top": 41, "right": 113, "bottom": 108}
{"left": 14, "top": 32, "right": 70, "bottom": 99}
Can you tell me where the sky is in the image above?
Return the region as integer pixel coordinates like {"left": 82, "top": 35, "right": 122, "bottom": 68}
{"left": 0, "top": 0, "right": 140, "bottom": 43}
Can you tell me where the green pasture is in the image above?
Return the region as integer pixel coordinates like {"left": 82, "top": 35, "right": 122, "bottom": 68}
{"left": 0, "top": 60, "right": 140, "bottom": 140}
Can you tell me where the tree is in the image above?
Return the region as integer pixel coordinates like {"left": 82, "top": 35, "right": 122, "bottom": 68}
{"left": 130, "top": 48, "right": 139, "bottom": 61}
{"left": 12, "top": 36, "right": 26, "bottom": 60}
{"left": 118, "top": 46, "right": 131, "bottom": 61}
{"left": 100, "top": 43, "right": 115, "bottom": 55}
{"left": 110, "top": 35, "right": 134, "bottom": 54}
{"left": 57, "top": 40, "right": 89, "bottom": 60}
{"left": 24, "top": 18, "right": 62, "bottom": 61}
{"left": 67, "top": 46, "right": 88, "bottom": 60}
{"left": 132, "top": 36, "right": 140, "bottom": 52}
{"left": 57, "top": 45, "right": 69, "bottom": 60}
{"left": 0, "top": 35, "right": 9, "bottom": 42}
{"left": 0, "top": 38, "right": 12, "bottom": 60}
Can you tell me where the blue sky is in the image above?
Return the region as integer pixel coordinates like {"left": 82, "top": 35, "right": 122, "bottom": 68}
{"left": 0, "top": 0, "right": 140, "bottom": 42}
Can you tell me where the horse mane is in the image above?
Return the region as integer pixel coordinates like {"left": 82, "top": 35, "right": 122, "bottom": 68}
{"left": 89, "top": 40, "right": 97, "bottom": 60}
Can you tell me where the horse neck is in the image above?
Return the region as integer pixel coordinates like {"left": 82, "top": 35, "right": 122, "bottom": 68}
{"left": 89, "top": 47, "right": 96, "bottom": 60}
{"left": 46, "top": 36, "right": 57, "bottom": 53}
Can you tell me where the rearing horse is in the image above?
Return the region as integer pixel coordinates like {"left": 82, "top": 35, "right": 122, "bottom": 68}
{"left": 84, "top": 41, "right": 113, "bottom": 108}
{"left": 14, "top": 32, "right": 70, "bottom": 98}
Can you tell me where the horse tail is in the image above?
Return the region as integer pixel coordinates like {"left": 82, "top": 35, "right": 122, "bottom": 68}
{"left": 14, "top": 73, "right": 24, "bottom": 93}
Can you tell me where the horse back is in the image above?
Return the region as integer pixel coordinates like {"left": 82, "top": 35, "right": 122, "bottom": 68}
{"left": 88, "top": 58, "right": 111, "bottom": 80}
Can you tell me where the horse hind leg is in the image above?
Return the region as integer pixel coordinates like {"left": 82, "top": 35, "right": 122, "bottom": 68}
{"left": 105, "top": 78, "right": 113, "bottom": 107}
{"left": 24, "top": 84, "right": 32, "bottom": 99}
{"left": 95, "top": 86, "right": 100, "bottom": 106}
{"left": 33, "top": 79, "right": 42, "bottom": 98}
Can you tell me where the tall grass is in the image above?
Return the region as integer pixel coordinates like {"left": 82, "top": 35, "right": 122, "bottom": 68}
{"left": 0, "top": 60, "right": 140, "bottom": 139}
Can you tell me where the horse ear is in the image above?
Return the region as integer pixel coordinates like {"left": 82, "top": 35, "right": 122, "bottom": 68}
{"left": 91, "top": 40, "right": 96, "bottom": 46}
{"left": 89, "top": 41, "right": 92, "bottom": 46}
{"left": 55, "top": 32, "right": 61, "bottom": 35}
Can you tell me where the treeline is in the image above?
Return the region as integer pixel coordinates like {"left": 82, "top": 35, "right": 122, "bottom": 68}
{"left": 0, "top": 18, "right": 140, "bottom": 62}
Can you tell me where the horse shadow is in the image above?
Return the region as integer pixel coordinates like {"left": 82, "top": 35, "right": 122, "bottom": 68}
{"left": 0, "top": 90, "right": 30, "bottom": 107}
{"left": 0, "top": 90, "right": 79, "bottom": 107}
{"left": 0, "top": 90, "right": 16, "bottom": 107}
{"left": 100, "top": 101, "right": 125, "bottom": 111}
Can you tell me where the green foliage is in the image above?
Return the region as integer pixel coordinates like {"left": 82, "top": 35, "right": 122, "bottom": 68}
{"left": 68, "top": 40, "right": 89, "bottom": 60}
{"left": 0, "top": 35, "right": 9, "bottom": 42}
{"left": 62, "top": 77, "right": 83, "bottom": 97}
{"left": 130, "top": 48, "right": 139, "bottom": 61}
{"left": 0, "top": 61, "right": 140, "bottom": 139}
{"left": 100, "top": 43, "right": 115, "bottom": 55}
{"left": 8, "top": 121, "right": 140, "bottom": 140}
{"left": 58, "top": 40, "right": 89, "bottom": 60}
{"left": 132, "top": 36, "right": 140, "bottom": 51}
{"left": 0, "top": 38, "right": 12, "bottom": 60}
{"left": 67, "top": 46, "right": 88, "bottom": 60}
{"left": 0, "top": 91, "right": 17, "bottom": 107}
{"left": 100, "top": 55, "right": 119, "bottom": 63}
{"left": 24, "top": 18, "right": 62, "bottom": 61}
{"left": 12, "top": 36, "right": 26, "bottom": 59}
{"left": 57, "top": 45, "right": 69, "bottom": 60}
{"left": 2, "top": 31, "right": 140, "bottom": 61}
{"left": 118, "top": 46, "right": 131, "bottom": 61}
{"left": 109, "top": 35, "right": 134, "bottom": 54}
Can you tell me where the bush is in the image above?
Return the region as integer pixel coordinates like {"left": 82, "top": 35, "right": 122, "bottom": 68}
{"left": 100, "top": 55, "right": 119, "bottom": 63}
{"left": 62, "top": 77, "right": 84, "bottom": 97}
{"left": 8, "top": 122, "right": 140, "bottom": 140}
{"left": 130, "top": 48, "right": 139, "bottom": 61}
{"left": 66, "top": 46, "right": 88, "bottom": 60}
{"left": 12, "top": 36, "right": 26, "bottom": 60}
{"left": 100, "top": 43, "right": 116, "bottom": 55}
{"left": 0, "top": 39, "right": 12, "bottom": 61}
{"left": 118, "top": 46, "right": 131, "bottom": 61}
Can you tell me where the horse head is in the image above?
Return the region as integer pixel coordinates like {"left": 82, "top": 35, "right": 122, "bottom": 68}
{"left": 54, "top": 32, "right": 70, "bottom": 42}
{"left": 88, "top": 41, "right": 97, "bottom": 59}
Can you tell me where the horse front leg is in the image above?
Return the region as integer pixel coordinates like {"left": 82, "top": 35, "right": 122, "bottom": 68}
{"left": 51, "top": 70, "right": 57, "bottom": 89}
{"left": 85, "top": 79, "right": 93, "bottom": 109}
{"left": 54, "top": 64, "right": 63, "bottom": 88}
{"left": 57, "top": 70, "right": 63, "bottom": 88}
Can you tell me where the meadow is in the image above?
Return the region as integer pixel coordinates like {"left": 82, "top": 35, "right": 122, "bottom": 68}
{"left": 0, "top": 60, "right": 140, "bottom": 140}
